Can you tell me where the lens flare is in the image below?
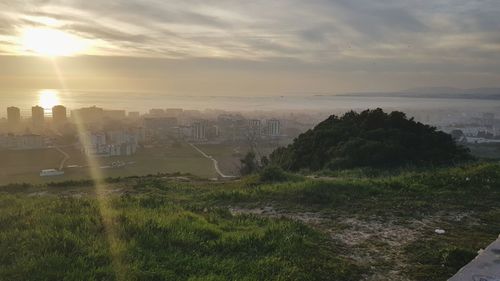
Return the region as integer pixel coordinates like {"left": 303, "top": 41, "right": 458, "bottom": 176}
{"left": 21, "top": 27, "right": 88, "bottom": 56}
{"left": 48, "top": 57, "right": 126, "bottom": 280}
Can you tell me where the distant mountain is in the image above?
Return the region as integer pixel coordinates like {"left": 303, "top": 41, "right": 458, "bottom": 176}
{"left": 402, "top": 87, "right": 465, "bottom": 94}
{"left": 341, "top": 87, "right": 500, "bottom": 100}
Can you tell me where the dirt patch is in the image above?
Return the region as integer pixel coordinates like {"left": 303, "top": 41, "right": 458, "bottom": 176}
{"left": 331, "top": 217, "right": 422, "bottom": 247}
{"left": 27, "top": 191, "right": 49, "bottom": 197}
{"left": 329, "top": 217, "right": 427, "bottom": 281}
{"left": 229, "top": 205, "right": 471, "bottom": 281}
{"left": 229, "top": 206, "right": 326, "bottom": 224}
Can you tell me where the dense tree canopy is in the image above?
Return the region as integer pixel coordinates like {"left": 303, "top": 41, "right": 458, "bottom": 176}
{"left": 270, "top": 109, "right": 472, "bottom": 171}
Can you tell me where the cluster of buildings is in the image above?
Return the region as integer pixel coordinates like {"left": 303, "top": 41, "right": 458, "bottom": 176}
{"left": 6, "top": 101, "right": 498, "bottom": 155}
{"left": 0, "top": 134, "right": 45, "bottom": 150}
{"left": 1, "top": 105, "right": 68, "bottom": 150}
{"left": 80, "top": 128, "right": 145, "bottom": 157}
{"left": 440, "top": 112, "right": 500, "bottom": 144}
{"left": 2, "top": 104, "right": 315, "bottom": 155}
{"left": 143, "top": 110, "right": 282, "bottom": 143}
{"left": 5, "top": 105, "right": 67, "bottom": 131}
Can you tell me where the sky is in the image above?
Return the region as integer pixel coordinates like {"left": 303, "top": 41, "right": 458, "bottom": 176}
{"left": 0, "top": 0, "right": 499, "bottom": 95}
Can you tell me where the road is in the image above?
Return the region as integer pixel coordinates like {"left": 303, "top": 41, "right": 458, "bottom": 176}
{"left": 54, "top": 147, "right": 70, "bottom": 171}
{"left": 189, "top": 143, "right": 237, "bottom": 179}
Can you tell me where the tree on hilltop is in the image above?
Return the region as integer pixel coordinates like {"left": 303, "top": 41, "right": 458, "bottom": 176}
{"left": 269, "top": 108, "right": 472, "bottom": 171}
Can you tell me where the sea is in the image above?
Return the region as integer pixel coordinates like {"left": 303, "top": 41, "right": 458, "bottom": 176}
{"left": 0, "top": 89, "right": 499, "bottom": 117}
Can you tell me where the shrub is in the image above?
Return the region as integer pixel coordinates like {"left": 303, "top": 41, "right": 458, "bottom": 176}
{"left": 259, "top": 166, "right": 301, "bottom": 183}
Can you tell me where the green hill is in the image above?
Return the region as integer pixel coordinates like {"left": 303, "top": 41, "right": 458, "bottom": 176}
{"left": 269, "top": 109, "right": 471, "bottom": 171}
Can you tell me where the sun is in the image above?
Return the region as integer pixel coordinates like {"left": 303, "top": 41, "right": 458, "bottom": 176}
{"left": 38, "top": 89, "right": 61, "bottom": 109}
{"left": 21, "top": 27, "right": 88, "bottom": 56}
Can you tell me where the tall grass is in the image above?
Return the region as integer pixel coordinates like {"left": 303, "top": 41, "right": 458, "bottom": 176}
{"left": 0, "top": 194, "right": 361, "bottom": 281}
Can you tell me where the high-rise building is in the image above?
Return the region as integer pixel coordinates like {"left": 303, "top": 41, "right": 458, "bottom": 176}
{"left": 128, "top": 112, "right": 140, "bottom": 119}
{"left": 7, "top": 106, "right": 21, "bottom": 125}
{"left": 52, "top": 105, "right": 67, "bottom": 125}
{"left": 71, "top": 106, "right": 103, "bottom": 123}
{"left": 249, "top": 119, "right": 262, "bottom": 135}
{"left": 483, "top": 112, "right": 495, "bottom": 126}
{"left": 103, "top": 110, "right": 126, "bottom": 120}
{"left": 166, "top": 108, "right": 183, "bottom": 117}
{"left": 149, "top": 109, "right": 165, "bottom": 116}
{"left": 192, "top": 121, "right": 207, "bottom": 140}
{"left": 266, "top": 119, "right": 281, "bottom": 137}
{"left": 32, "top": 106, "right": 44, "bottom": 128}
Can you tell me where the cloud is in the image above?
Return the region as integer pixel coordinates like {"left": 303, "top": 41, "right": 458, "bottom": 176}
{"left": 0, "top": 0, "right": 499, "bottom": 91}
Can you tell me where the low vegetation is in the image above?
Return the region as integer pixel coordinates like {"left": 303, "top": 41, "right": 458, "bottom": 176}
{"left": 0, "top": 162, "right": 498, "bottom": 281}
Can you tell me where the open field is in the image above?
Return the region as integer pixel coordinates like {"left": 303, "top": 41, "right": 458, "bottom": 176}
{"left": 0, "top": 163, "right": 499, "bottom": 280}
{"left": 467, "top": 143, "right": 500, "bottom": 159}
{"left": 0, "top": 145, "right": 216, "bottom": 185}
{"left": 195, "top": 144, "right": 242, "bottom": 176}
{"left": 196, "top": 143, "right": 280, "bottom": 176}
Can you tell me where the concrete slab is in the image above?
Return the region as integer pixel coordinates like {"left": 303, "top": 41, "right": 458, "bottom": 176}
{"left": 449, "top": 235, "right": 500, "bottom": 281}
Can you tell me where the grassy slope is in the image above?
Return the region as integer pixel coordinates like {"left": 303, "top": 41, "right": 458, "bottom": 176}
{"left": 1, "top": 163, "right": 499, "bottom": 281}
{"left": 0, "top": 196, "right": 359, "bottom": 281}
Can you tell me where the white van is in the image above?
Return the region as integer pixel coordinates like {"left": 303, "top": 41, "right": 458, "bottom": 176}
{"left": 39, "top": 169, "right": 65, "bottom": 177}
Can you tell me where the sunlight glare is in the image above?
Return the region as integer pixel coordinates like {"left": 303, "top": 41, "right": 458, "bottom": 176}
{"left": 21, "top": 27, "right": 88, "bottom": 56}
{"left": 38, "top": 89, "right": 61, "bottom": 109}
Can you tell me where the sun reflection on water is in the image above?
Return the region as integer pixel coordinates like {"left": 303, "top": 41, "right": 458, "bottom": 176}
{"left": 38, "top": 89, "right": 61, "bottom": 115}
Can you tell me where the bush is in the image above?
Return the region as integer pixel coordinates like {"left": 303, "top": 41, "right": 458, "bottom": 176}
{"left": 240, "top": 151, "right": 259, "bottom": 176}
{"left": 259, "top": 166, "right": 302, "bottom": 183}
{"left": 46, "top": 179, "right": 95, "bottom": 188}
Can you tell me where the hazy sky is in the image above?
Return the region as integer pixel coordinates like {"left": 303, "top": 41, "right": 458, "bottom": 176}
{"left": 1, "top": 0, "right": 499, "bottom": 95}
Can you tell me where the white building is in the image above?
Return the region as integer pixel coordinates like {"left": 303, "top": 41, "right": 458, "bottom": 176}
{"left": 466, "top": 137, "right": 500, "bottom": 144}
{"left": 177, "top": 126, "right": 193, "bottom": 139}
{"left": 0, "top": 134, "right": 45, "bottom": 150}
{"left": 462, "top": 126, "right": 493, "bottom": 136}
{"left": 494, "top": 126, "right": 500, "bottom": 137}
{"left": 80, "top": 129, "right": 142, "bottom": 156}
{"left": 80, "top": 132, "right": 107, "bottom": 155}
{"left": 266, "top": 119, "right": 281, "bottom": 137}
{"left": 192, "top": 121, "right": 207, "bottom": 141}
{"left": 249, "top": 119, "right": 262, "bottom": 135}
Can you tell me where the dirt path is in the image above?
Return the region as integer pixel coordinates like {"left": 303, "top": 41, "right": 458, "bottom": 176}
{"left": 189, "top": 143, "right": 237, "bottom": 179}
{"left": 55, "top": 147, "right": 70, "bottom": 171}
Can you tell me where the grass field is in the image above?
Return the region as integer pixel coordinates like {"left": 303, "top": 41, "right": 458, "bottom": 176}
{"left": 467, "top": 143, "right": 500, "bottom": 159}
{"left": 0, "top": 179, "right": 361, "bottom": 281}
{"left": 0, "top": 144, "right": 216, "bottom": 185}
{"left": 196, "top": 143, "right": 279, "bottom": 176}
{"left": 0, "top": 162, "right": 499, "bottom": 280}
{"left": 195, "top": 144, "right": 242, "bottom": 176}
